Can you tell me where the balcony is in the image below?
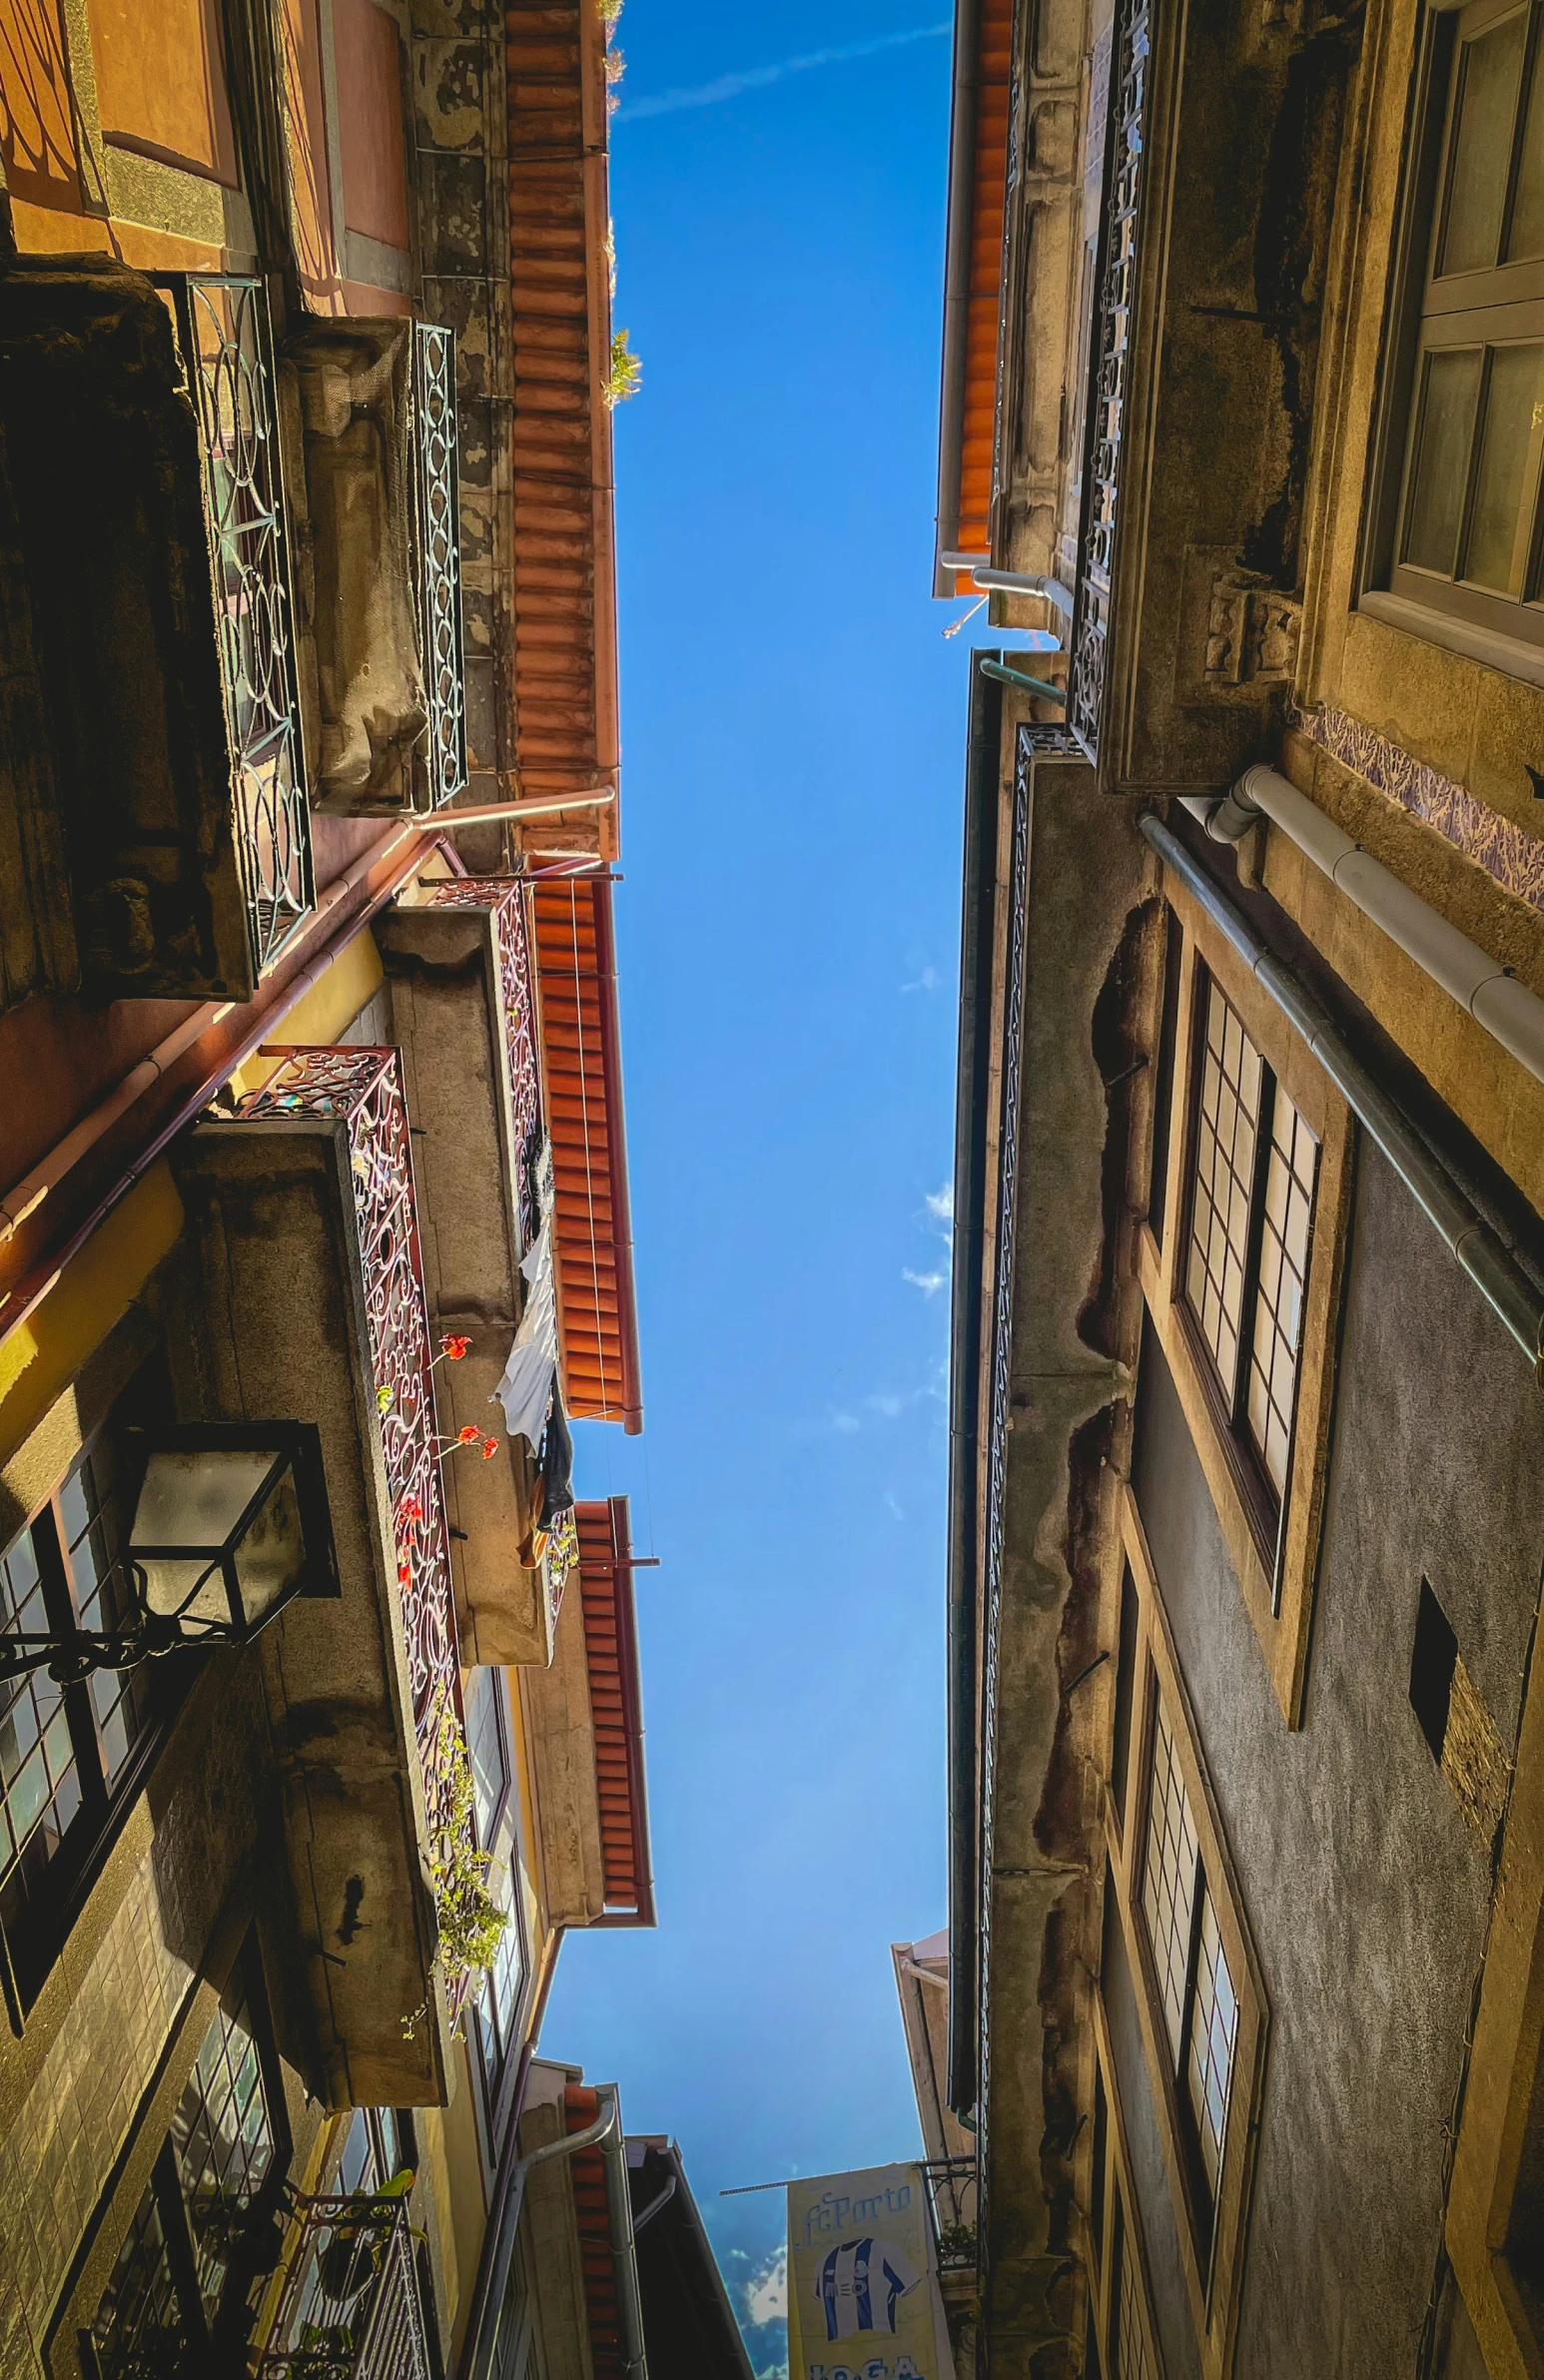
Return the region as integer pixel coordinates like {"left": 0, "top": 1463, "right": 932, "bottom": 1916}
{"left": 921, "top": 2156, "right": 979, "bottom": 2275}
{"left": 176, "top": 1046, "right": 477, "bottom": 2103}
{"left": 379, "top": 878, "right": 551, "bottom": 1667}
{"left": 280, "top": 319, "right": 466, "bottom": 817}
{"left": 0, "top": 260, "right": 314, "bottom": 1003}
{"left": 257, "top": 2194, "right": 432, "bottom": 2378}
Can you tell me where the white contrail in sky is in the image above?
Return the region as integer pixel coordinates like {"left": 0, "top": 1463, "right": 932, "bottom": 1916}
{"left": 617, "top": 23, "right": 951, "bottom": 121}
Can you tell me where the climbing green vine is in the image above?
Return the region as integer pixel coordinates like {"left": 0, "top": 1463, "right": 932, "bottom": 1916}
{"left": 402, "top": 1687, "right": 509, "bottom": 2039}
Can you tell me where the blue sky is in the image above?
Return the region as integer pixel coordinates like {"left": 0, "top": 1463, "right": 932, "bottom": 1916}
{"left": 543, "top": 10, "right": 1041, "bottom": 2370}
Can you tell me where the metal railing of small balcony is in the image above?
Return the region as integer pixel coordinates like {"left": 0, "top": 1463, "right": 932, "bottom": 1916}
{"left": 921, "top": 2156, "right": 980, "bottom": 2277}
{"left": 158, "top": 273, "right": 315, "bottom": 978}
{"left": 409, "top": 325, "right": 467, "bottom": 810}
{"left": 422, "top": 878, "right": 542, "bottom": 1246}
{"left": 1066, "top": 0, "right": 1152, "bottom": 764}
{"left": 210, "top": 1047, "right": 474, "bottom": 2007}
{"left": 255, "top": 2194, "right": 431, "bottom": 2378}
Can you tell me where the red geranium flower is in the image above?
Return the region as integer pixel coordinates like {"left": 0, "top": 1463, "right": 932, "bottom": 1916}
{"left": 440, "top": 1333, "right": 471, "bottom": 1361}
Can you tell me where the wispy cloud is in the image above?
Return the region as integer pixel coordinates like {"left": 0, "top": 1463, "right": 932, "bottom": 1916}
{"left": 903, "top": 1266, "right": 948, "bottom": 1298}
{"left": 618, "top": 23, "right": 950, "bottom": 121}
{"left": 745, "top": 2246, "right": 788, "bottom": 2327}
{"left": 830, "top": 1410, "right": 860, "bottom": 1435}
{"left": 884, "top": 1489, "right": 905, "bottom": 1522}
{"left": 901, "top": 963, "right": 941, "bottom": 995}
{"left": 866, "top": 1391, "right": 905, "bottom": 1419}
{"left": 924, "top": 1180, "right": 953, "bottom": 1224}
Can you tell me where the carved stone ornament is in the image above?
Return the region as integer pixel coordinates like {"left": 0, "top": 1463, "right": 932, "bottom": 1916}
{"left": 1204, "top": 574, "right": 1303, "bottom": 686}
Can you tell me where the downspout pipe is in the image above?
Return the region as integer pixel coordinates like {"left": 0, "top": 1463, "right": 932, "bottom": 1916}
{"left": 978, "top": 658, "right": 1067, "bottom": 706}
{"left": 1187, "top": 764, "right": 1544, "bottom": 1088}
{"left": 462, "top": 2080, "right": 644, "bottom": 2380}
{"left": 1143, "top": 813, "right": 1544, "bottom": 1369}
{"left": 596, "top": 2084, "right": 649, "bottom": 2380}
{"left": 941, "top": 556, "right": 1077, "bottom": 620}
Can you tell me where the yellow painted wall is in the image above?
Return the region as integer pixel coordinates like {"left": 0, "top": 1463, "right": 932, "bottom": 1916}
{"left": 0, "top": 1164, "right": 183, "bottom": 1473}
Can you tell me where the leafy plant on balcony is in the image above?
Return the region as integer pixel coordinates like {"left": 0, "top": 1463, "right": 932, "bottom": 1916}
{"left": 604, "top": 331, "right": 642, "bottom": 408}
{"left": 936, "top": 2219, "right": 979, "bottom": 2266}
{"left": 402, "top": 1687, "right": 509, "bottom": 2039}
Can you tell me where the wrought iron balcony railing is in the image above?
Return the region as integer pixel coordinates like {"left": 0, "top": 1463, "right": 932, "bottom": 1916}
{"left": 422, "top": 878, "right": 543, "bottom": 1247}
{"left": 920, "top": 2156, "right": 980, "bottom": 2276}
{"left": 211, "top": 1048, "right": 474, "bottom": 1965}
{"left": 1066, "top": 0, "right": 1151, "bottom": 763}
{"left": 409, "top": 325, "right": 467, "bottom": 811}
{"left": 158, "top": 274, "right": 315, "bottom": 978}
{"left": 256, "top": 2194, "right": 431, "bottom": 2378}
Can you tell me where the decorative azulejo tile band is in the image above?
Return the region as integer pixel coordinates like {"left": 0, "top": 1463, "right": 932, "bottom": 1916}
{"left": 1288, "top": 703, "right": 1544, "bottom": 920}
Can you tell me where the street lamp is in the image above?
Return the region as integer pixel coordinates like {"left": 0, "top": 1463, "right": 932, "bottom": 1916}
{"left": 0, "top": 1424, "right": 339, "bottom": 1686}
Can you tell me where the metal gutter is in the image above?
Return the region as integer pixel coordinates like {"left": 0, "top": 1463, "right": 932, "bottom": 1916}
{"left": 1144, "top": 813, "right": 1544, "bottom": 1368}
{"left": 454, "top": 1932, "right": 566, "bottom": 2380}
{"left": 935, "top": 0, "right": 983, "bottom": 596}
{"left": 1189, "top": 764, "right": 1544, "bottom": 1089}
{"left": 946, "top": 655, "right": 1004, "bottom": 2122}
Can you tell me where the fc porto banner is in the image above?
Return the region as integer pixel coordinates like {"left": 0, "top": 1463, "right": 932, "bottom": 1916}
{"left": 785, "top": 2163, "right": 956, "bottom": 2380}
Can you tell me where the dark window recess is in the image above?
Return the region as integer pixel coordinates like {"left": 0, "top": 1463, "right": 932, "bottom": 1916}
{"left": 1091, "top": 2060, "right": 1110, "bottom": 2277}
{"left": 0, "top": 1354, "right": 192, "bottom": 2011}
{"left": 1086, "top": 2300, "right": 1105, "bottom": 2380}
{"left": 1411, "top": 1577, "right": 1460, "bottom": 1762}
{"left": 1112, "top": 1565, "right": 1141, "bottom": 1832}
{"left": 84, "top": 1938, "right": 292, "bottom": 2377}
{"left": 1148, "top": 901, "right": 1182, "bottom": 1244}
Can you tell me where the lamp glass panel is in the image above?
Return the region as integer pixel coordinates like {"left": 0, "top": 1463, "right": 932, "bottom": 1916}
{"left": 131, "top": 1449, "right": 280, "bottom": 1631}
{"left": 232, "top": 1465, "right": 307, "bottom": 1625}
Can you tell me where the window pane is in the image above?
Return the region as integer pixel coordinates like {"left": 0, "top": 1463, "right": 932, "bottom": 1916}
{"left": 65, "top": 1442, "right": 157, "bottom": 1786}
{"left": 1114, "top": 2198, "right": 1156, "bottom": 2380}
{"left": 1245, "top": 1089, "right": 1317, "bottom": 1498}
{"left": 1404, "top": 348, "right": 1484, "bottom": 573}
{"left": 1185, "top": 1889, "right": 1240, "bottom": 2200}
{"left": 1464, "top": 342, "right": 1544, "bottom": 589}
{"left": 1441, "top": 10, "right": 1529, "bottom": 276}
{"left": 337, "top": 2106, "right": 377, "bottom": 2198}
{"left": 1141, "top": 1696, "right": 1198, "bottom": 2069}
{"left": 170, "top": 1984, "right": 276, "bottom": 2321}
{"left": 91, "top": 2180, "right": 187, "bottom": 2380}
{"left": 0, "top": 1524, "right": 84, "bottom": 1919}
{"left": 465, "top": 1665, "right": 508, "bottom": 1848}
{"left": 1184, "top": 982, "right": 1263, "bottom": 1400}
{"left": 1511, "top": 33, "right": 1544, "bottom": 258}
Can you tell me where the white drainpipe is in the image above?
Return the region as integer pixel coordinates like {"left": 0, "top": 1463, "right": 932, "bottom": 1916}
{"left": 937, "top": 552, "right": 1077, "bottom": 620}
{"left": 1184, "top": 765, "right": 1544, "bottom": 1089}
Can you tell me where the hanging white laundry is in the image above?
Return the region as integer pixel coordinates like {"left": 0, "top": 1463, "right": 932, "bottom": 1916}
{"left": 492, "top": 1151, "right": 560, "bottom": 1447}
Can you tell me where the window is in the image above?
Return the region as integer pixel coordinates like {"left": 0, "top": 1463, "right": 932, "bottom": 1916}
{"left": 86, "top": 1945, "right": 290, "bottom": 2375}
{"left": 1113, "top": 2195, "right": 1157, "bottom": 2380}
{"left": 1140, "top": 1689, "right": 1240, "bottom": 2235}
{"left": 0, "top": 1370, "right": 189, "bottom": 2007}
{"left": 1380, "top": 0, "right": 1544, "bottom": 648}
{"left": 336, "top": 2105, "right": 406, "bottom": 2197}
{"left": 1148, "top": 902, "right": 1182, "bottom": 1246}
{"left": 464, "top": 1666, "right": 527, "bottom": 2103}
{"left": 1183, "top": 975, "right": 1317, "bottom": 1549}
